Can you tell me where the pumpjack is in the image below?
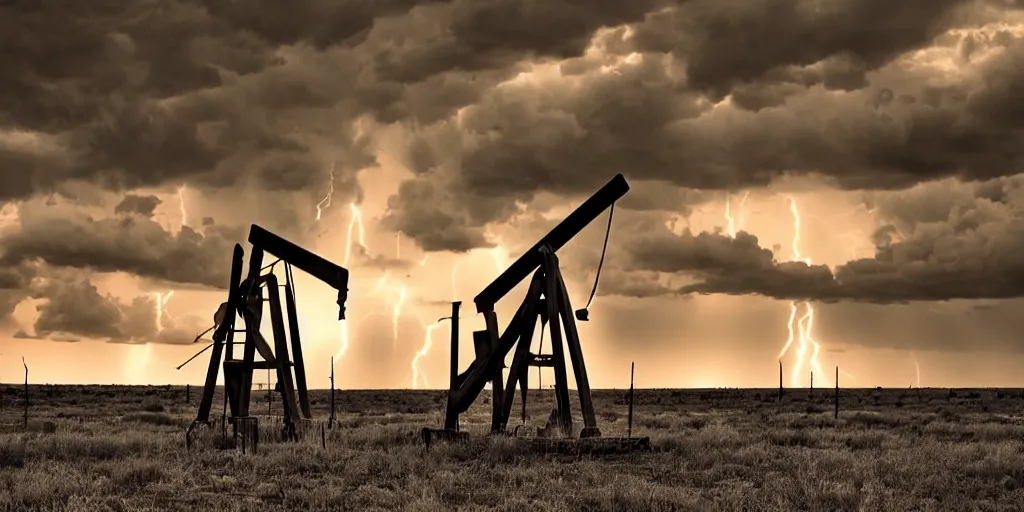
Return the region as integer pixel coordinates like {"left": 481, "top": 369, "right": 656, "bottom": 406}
{"left": 423, "top": 174, "right": 649, "bottom": 452}
{"left": 186, "top": 224, "right": 349, "bottom": 442}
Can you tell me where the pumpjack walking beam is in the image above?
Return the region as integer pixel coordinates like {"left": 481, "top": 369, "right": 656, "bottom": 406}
{"left": 189, "top": 224, "right": 349, "bottom": 436}
{"left": 437, "top": 174, "right": 629, "bottom": 438}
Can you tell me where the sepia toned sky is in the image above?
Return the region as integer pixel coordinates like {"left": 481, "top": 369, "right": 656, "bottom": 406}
{"left": 3, "top": 0, "right": 1024, "bottom": 390}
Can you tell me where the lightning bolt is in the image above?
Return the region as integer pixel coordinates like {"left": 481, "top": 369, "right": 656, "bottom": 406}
{"left": 737, "top": 191, "right": 750, "bottom": 232}
{"left": 154, "top": 290, "right": 175, "bottom": 332}
{"left": 724, "top": 193, "right": 736, "bottom": 237}
{"left": 411, "top": 257, "right": 464, "bottom": 387}
{"left": 723, "top": 191, "right": 751, "bottom": 238}
{"left": 778, "top": 304, "right": 798, "bottom": 362}
{"left": 177, "top": 185, "right": 188, "bottom": 229}
{"left": 392, "top": 287, "right": 406, "bottom": 346}
{"left": 316, "top": 165, "right": 335, "bottom": 221}
{"left": 343, "top": 203, "right": 365, "bottom": 266}
{"left": 784, "top": 197, "right": 829, "bottom": 388}
{"left": 336, "top": 203, "right": 368, "bottom": 362}
{"left": 129, "top": 290, "right": 174, "bottom": 384}
{"left": 370, "top": 273, "right": 408, "bottom": 349}
{"left": 722, "top": 195, "right": 810, "bottom": 382}
{"left": 336, "top": 323, "right": 351, "bottom": 362}
{"left": 412, "top": 319, "right": 447, "bottom": 389}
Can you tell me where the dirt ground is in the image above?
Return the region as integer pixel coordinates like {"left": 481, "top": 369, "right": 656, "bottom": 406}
{"left": 2, "top": 384, "right": 1023, "bottom": 511}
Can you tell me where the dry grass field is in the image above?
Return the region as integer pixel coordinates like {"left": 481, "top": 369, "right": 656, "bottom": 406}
{"left": 2, "top": 383, "right": 1024, "bottom": 511}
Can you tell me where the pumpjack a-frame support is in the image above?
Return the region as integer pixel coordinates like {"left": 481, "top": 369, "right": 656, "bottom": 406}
{"left": 191, "top": 246, "right": 310, "bottom": 438}
{"left": 510, "top": 248, "right": 601, "bottom": 437}
{"left": 435, "top": 174, "right": 631, "bottom": 440}
{"left": 442, "top": 249, "right": 604, "bottom": 439}
{"left": 190, "top": 225, "right": 349, "bottom": 439}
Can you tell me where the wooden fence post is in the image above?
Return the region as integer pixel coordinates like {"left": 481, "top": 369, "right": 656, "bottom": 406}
{"left": 778, "top": 361, "right": 783, "bottom": 402}
{"left": 834, "top": 366, "right": 839, "bottom": 420}
{"left": 23, "top": 357, "right": 28, "bottom": 429}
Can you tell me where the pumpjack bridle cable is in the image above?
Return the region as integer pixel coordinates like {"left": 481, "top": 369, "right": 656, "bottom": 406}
{"left": 581, "top": 202, "right": 615, "bottom": 312}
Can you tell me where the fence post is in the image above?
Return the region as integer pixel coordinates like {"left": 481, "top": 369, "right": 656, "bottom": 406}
{"left": 778, "top": 361, "right": 783, "bottom": 402}
{"left": 23, "top": 357, "right": 28, "bottom": 429}
{"left": 627, "top": 362, "right": 635, "bottom": 438}
{"left": 834, "top": 366, "right": 839, "bottom": 420}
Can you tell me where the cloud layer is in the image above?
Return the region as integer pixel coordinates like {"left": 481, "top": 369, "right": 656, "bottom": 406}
{"left": 621, "top": 175, "right": 1024, "bottom": 303}
{"left": 2, "top": 0, "right": 1024, "bottom": 352}
{"left": 383, "top": 0, "right": 1024, "bottom": 251}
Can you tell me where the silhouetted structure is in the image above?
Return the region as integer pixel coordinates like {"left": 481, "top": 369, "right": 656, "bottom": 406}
{"left": 188, "top": 225, "right": 349, "bottom": 442}
{"left": 425, "top": 174, "right": 641, "bottom": 450}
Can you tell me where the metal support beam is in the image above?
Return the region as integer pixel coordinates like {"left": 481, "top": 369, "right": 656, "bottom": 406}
{"left": 284, "top": 263, "right": 311, "bottom": 418}
{"left": 444, "top": 301, "right": 461, "bottom": 431}
{"left": 194, "top": 244, "right": 243, "bottom": 425}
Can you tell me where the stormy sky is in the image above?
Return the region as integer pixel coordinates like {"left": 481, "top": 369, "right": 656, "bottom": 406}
{"left": 2, "top": 0, "right": 1024, "bottom": 389}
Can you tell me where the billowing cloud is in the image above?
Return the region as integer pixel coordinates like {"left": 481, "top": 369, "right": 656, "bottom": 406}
{"left": 3, "top": 0, "right": 1024, "bottom": 377}
{"left": 628, "top": 0, "right": 981, "bottom": 99}
{"left": 26, "top": 277, "right": 205, "bottom": 345}
{"left": 114, "top": 194, "right": 162, "bottom": 217}
{"left": 622, "top": 176, "right": 1024, "bottom": 303}
{"left": 384, "top": 2, "right": 1024, "bottom": 251}
{"left": 33, "top": 279, "right": 124, "bottom": 340}
{"left": 0, "top": 201, "right": 241, "bottom": 289}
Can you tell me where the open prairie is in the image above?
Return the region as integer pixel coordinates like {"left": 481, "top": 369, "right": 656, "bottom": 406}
{"left": 2, "top": 384, "right": 1024, "bottom": 511}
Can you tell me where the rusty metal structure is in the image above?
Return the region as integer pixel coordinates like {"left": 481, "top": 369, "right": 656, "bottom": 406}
{"left": 425, "top": 174, "right": 640, "bottom": 447}
{"left": 187, "top": 224, "right": 349, "bottom": 441}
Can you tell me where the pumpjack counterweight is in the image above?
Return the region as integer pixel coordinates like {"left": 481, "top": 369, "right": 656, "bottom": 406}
{"left": 188, "top": 224, "right": 350, "bottom": 443}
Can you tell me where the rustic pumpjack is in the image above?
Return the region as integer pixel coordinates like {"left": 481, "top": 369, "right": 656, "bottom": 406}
{"left": 186, "top": 225, "right": 349, "bottom": 442}
{"left": 425, "top": 174, "right": 634, "bottom": 444}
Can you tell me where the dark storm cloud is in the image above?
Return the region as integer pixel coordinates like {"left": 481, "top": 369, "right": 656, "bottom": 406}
{"left": 0, "top": 1, "right": 397, "bottom": 203}
{"left": 33, "top": 279, "right": 124, "bottom": 340}
{"left": 0, "top": 202, "right": 242, "bottom": 289}
{"left": 625, "top": 177, "right": 1024, "bottom": 303}
{"left": 1, "top": 0, "right": 679, "bottom": 205}
{"left": 381, "top": 176, "right": 494, "bottom": 253}
{"left": 364, "top": 0, "right": 669, "bottom": 84}
{"left": 24, "top": 275, "right": 206, "bottom": 344}
{"left": 385, "top": 3, "right": 1024, "bottom": 252}
{"left": 114, "top": 194, "right": 162, "bottom": 217}
{"left": 628, "top": 0, "right": 974, "bottom": 99}
{"left": 0, "top": 1, "right": 287, "bottom": 199}
{"left": 202, "top": 0, "right": 448, "bottom": 50}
